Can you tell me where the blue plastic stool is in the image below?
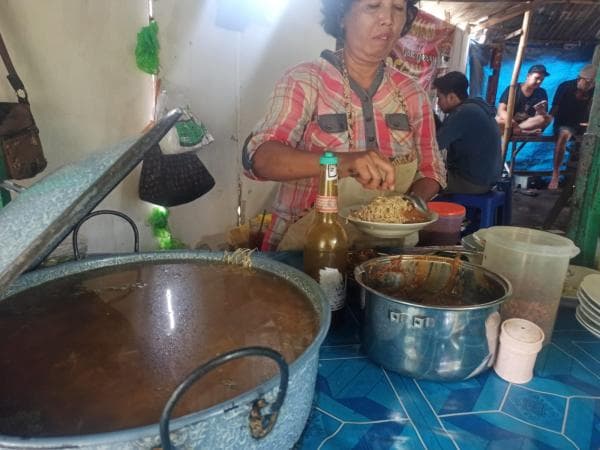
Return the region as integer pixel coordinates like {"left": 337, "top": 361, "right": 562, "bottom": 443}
{"left": 438, "top": 189, "right": 507, "bottom": 235}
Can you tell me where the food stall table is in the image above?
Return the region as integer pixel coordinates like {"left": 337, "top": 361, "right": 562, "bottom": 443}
{"left": 506, "top": 134, "right": 556, "bottom": 176}
{"left": 268, "top": 253, "right": 600, "bottom": 449}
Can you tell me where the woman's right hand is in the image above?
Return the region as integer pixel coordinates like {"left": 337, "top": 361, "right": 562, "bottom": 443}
{"left": 338, "top": 150, "right": 395, "bottom": 191}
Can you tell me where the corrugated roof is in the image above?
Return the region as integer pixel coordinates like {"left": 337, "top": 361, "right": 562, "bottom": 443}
{"left": 421, "top": 1, "right": 600, "bottom": 44}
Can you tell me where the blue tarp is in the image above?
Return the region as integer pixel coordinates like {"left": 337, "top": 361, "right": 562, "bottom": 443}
{"left": 468, "top": 41, "right": 594, "bottom": 172}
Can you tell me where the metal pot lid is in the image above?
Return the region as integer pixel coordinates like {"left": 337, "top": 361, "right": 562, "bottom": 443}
{"left": 0, "top": 109, "right": 182, "bottom": 292}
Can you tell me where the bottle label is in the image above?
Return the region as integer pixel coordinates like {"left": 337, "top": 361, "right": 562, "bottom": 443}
{"left": 326, "top": 164, "right": 338, "bottom": 181}
{"left": 315, "top": 195, "right": 338, "bottom": 213}
{"left": 318, "top": 267, "right": 346, "bottom": 311}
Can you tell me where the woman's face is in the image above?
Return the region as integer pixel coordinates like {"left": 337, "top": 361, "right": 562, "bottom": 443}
{"left": 342, "top": 0, "right": 408, "bottom": 63}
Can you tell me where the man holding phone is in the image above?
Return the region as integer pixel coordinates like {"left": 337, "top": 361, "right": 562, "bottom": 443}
{"left": 496, "top": 64, "right": 552, "bottom": 134}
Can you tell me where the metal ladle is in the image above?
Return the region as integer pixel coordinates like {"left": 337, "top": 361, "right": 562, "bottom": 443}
{"left": 403, "top": 193, "right": 430, "bottom": 215}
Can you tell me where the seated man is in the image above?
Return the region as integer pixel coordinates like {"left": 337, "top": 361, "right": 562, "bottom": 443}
{"left": 497, "top": 64, "right": 552, "bottom": 134}
{"left": 434, "top": 71, "right": 502, "bottom": 194}
{"left": 548, "top": 64, "right": 596, "bottom": 189}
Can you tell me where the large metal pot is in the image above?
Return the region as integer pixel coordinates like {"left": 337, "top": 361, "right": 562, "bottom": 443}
{"left": 0, "top": 251, "right": 329, "bottom": 449}
{"left": 355, "top": 255, "right": 511, "bottom": 381}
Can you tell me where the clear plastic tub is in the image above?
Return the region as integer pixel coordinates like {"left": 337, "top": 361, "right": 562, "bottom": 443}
{"left": 481, "top": 226, "right": 579, "bottom": 345}
{"left": 419, "top": 202, "right": 466, "bottom": 246}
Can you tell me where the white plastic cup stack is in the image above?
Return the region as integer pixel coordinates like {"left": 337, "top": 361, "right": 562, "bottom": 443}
{"left": 494, "top": 318, "right": 545, "bottom": 384}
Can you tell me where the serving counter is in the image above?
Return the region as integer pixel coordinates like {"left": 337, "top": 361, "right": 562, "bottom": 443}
{"left": 269, "top": 253, "right": 600, "bottom": 449}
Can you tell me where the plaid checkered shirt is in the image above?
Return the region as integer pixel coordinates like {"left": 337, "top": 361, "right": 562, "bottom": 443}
{"left": 243, "top": 50, "right": 446, "bottom": 250}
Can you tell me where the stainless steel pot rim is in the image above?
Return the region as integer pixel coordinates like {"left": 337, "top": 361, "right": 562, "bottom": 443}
{"left": 0, "top": 251, "right": 330, "bottom": 445}
{"left": 354, "top": 254, "right": 513, "bottom": 311}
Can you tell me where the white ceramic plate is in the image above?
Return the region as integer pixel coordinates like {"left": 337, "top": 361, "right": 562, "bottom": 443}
{"left": 340, "top": 206, "right": 438, "bottom": 239}
{"left": 577, "top": 287, "right": 600, "bottom": 316}
{"left": 579, "top": 300, "right": 600, "bottom": 324}
{"left": 580, "top": 274, "right": 600, "bottom": 306}
{"left": 575, "top": 306, "right": 600, "bottom": 338}
{"left": 562, "top": 266, "right": 600, "bottom": 301}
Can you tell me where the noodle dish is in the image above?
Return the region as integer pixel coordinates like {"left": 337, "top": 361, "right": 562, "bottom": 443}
{"left": 340, "top": 196, "right": 438, "bottom": 239}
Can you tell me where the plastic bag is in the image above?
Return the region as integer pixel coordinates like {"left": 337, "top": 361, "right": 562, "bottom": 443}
{"left": 135, "top": 20, "right": 160, "bottom": 75}
{"left": 155, "top": 90, "right": 214, "bottom": 154}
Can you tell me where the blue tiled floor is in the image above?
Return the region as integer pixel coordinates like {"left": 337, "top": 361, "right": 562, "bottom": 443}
{"left": 296, "top": 307, "right": 600, "bottom": 450}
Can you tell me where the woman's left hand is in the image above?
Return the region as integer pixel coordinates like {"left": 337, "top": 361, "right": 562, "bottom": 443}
{"left": 409, "top": 178, "right": 441, "bottom": 201}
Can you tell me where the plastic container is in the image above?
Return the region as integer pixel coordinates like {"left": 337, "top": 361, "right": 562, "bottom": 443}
{"left": 494, "top": 318, "right": 544, "bottom": 383}
{"left": 481, "top": 226, "right": 579, "bottom": 345}
{"left": 419, "top": 202, "right": 466, "bottom": 246}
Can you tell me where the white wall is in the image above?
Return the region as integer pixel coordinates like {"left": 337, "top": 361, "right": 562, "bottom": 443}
{"left": 154, "top": 0, "right": 333, "bottom": 245}
{"left": 0, "top": 0, "right": 333, "bottom": 254}
{"left": 0, "top": 0, "right": 153, "bottom": 254}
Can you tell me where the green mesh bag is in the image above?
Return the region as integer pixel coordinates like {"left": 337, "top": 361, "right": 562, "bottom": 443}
{"left": 135, "top": 20, "right": 159, "bottom": 75}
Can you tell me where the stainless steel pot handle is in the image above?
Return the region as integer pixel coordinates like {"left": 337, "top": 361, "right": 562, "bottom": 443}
{"left": 71, "top": 209, "right": 140, "bottom": 259}
{"left": 159, "top": 346, "right": 289, "bottom": 450}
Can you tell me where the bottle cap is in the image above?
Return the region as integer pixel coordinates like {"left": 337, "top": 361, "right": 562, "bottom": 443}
{"left": 320, "top": 151, "right": 338, "bottom": 165}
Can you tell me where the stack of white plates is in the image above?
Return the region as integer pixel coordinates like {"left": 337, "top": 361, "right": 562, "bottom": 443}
{"left": 562, "top": 265, "right": 600, "bottom": 308}
{"left": 576, "top": 274, "right": 600, "bottom": 338}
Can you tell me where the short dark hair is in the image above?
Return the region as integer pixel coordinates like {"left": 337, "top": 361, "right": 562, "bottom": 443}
{"left": 433, "top": 71, "right": 469, "bottom": 100}
{"left": 321, "top": 0, "right": 419, "bottom": 42}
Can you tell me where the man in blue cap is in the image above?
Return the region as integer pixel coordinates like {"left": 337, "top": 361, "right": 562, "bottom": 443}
{"left": 496, "top": 64, "right": 552, "bottom": 134}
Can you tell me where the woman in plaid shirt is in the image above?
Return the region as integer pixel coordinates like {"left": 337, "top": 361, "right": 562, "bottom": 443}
{"left": 243, "top": 0, "right": 446, "bottom": 250}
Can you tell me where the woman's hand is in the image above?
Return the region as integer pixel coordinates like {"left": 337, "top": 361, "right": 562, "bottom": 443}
{"left": 338, "top": 150, "right": 395, "bottom": 190}
{"left": 409, "top": 177, "right": 441, "bottom": 201}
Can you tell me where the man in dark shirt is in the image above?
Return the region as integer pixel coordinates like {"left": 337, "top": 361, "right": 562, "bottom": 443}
{"left": 548, "top": 64, "right": 596, "bottom": 189}
{"left": 434, "top": 71, "right": 502, "bottom": 194}
{"left": 497, "top": 64, "right": 552, "bottom": 134}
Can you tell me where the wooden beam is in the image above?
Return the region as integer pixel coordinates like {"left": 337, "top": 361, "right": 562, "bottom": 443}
{"left": 501, "top": 9, "right": 533, "bottom": 161}
{"left": 504, "top": 29, "right": 523, "bottom": 41}
{"left": 474, "top": 0, "right": 543, "bottom": 30}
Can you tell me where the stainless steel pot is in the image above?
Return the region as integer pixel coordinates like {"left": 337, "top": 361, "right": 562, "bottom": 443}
{"left": 0, "top": 251, "right": 330, "bottom": 450}
{"left": 355, "top": 255, "right": 511, "bottom": 381}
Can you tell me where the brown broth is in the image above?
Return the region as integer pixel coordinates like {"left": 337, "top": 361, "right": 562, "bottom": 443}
{"left": 0, "top": 262, "right": 319, "bottom": 437}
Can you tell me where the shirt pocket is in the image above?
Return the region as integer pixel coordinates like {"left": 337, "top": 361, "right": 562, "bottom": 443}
{"left": 317, "top": 113, "right": 348, "bottom": 133}
{"left": 385, "top": 113, "right": 415, "bottom": 157}
{"left": 385, "top": 113, "right": 410, "bottom": 131}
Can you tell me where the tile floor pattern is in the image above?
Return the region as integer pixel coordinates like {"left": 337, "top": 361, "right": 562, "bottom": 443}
{"left": 295, "top": 307, "right": 600, "bottom": 450}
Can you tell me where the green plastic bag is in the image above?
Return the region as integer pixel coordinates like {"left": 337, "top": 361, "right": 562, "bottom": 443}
{"left": 176, "top": 118, "right": 211, "bottom": 147}
{"left": 135, "top": 20, "right": 159, "bottom": 75}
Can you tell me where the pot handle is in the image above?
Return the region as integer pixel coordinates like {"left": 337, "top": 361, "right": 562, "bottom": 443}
{"left": 72, "top": 210, "right": 140, "bottom": 260}
{"left": 159, "top": 346, "right": 289, "bottom": 450}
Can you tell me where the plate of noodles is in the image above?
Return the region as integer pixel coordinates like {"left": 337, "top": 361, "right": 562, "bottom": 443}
{"left": 340, "top": 195, "right": 439, "bottom": 238}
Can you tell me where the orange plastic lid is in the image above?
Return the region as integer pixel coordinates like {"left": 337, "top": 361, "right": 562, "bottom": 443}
{"left": 427, "top": 201, "right": 466, "bottom": 217}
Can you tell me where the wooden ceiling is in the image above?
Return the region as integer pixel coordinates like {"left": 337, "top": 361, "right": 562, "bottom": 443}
{"left": 420, "top": 1, "right": 600, "bottom": 44}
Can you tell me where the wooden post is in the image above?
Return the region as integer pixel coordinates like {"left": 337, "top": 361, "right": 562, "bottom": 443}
{"left": 501, "top": 10, "right": 533, "bottom": 160}
{"left": 485, "top": 45, "right": 503, "bottom": 105}
{"left": 568, "top": 52, "right": 600, "bottom": 267}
